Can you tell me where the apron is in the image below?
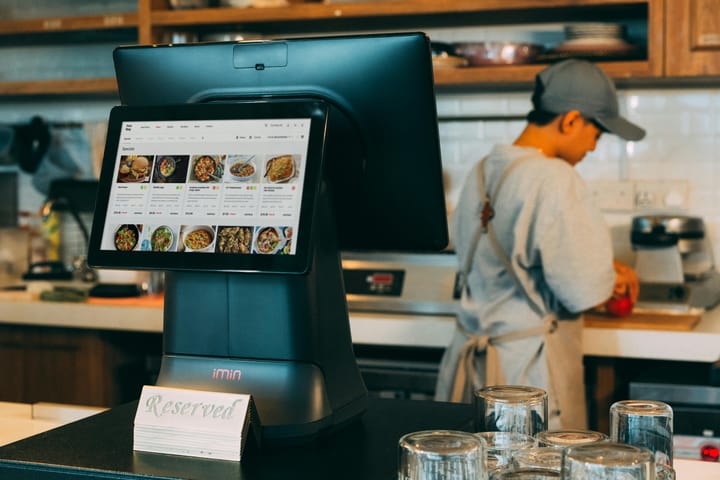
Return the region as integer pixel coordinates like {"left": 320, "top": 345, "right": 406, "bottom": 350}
{"left": 449, "top": 155, "right": 588, "bottom": 430}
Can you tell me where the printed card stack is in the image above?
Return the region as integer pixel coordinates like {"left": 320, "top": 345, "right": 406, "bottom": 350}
{"left": 134, "top": 385, "right": 254, "bottom": 461}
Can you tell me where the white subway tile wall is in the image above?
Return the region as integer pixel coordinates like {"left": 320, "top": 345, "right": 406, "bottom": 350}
{"left": 4, "top": 88, "right": 720, "bottom": 263}
{"left": 437, "top": 88, "right": 720, "bottom": 262}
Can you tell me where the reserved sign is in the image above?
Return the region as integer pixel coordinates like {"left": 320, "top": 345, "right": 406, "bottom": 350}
{"left": 133, "top": 385, "right": 254, "bottom": 461}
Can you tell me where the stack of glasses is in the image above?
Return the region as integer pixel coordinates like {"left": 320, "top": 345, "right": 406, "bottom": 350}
{"left": 397, "top": 385, "right": 676, "bottom": 479}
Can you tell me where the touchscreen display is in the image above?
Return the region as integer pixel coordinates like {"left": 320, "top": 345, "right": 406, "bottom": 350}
{"left": 88, "top": 101, "right": 327, "bottom": 273}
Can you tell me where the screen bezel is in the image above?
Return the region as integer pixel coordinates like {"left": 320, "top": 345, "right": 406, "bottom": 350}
{"left": 87, "top": 99, "right": 328, "bottom": 274}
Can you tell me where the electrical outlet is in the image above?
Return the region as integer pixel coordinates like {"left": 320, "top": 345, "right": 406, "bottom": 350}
{"left": 587, "top": 180, "right": 635, "bottom": 211}
{"left": 634, "top": 180, "right": 689, "bottom": 210}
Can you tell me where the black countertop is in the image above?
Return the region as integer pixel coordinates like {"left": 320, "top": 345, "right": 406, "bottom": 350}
{"left": 0, "top": 398, "right": 473, "bottom": 479}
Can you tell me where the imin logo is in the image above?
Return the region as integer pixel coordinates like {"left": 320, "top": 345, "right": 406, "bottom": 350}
{"left": 212, "top": 368, "right": 242, "bottom": 381}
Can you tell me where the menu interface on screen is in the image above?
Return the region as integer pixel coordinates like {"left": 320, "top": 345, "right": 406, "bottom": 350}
{"left": 99, "top": 117, "right": 312, "bottom": 256}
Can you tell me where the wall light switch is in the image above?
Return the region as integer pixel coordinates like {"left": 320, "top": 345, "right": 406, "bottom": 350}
{"left": 634, "top": 180, "right": 689, "bottom": 210}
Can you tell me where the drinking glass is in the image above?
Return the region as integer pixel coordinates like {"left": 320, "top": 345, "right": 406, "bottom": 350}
{"left": 536, "top": 430, "right": 608, "bottom": 448}
{"left": 493, "top": 468, "right": 560, "bottom": 479}
{"left": 475, "top": 431, "right": 537, "bottom": 473}
{"left": 398, "top": 430, "right": 486, "bottom": 480}
{"left": 512, "top": 446, "right": 564, "bottom": 471}
{"left": 561, "top": 442, "right": 655, "bottom": 479}
{"left": 610, "top": 400, "right": 673, "bottom": 467}
{"left": 474, "top": 385, "right": 548, "bottom": 435}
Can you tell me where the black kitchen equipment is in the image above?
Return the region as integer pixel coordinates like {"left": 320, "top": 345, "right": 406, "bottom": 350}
{"left": 32, "top": 179, "right": 98, "bottom": 283}
{"left": 11, "top": 116, "right": 51, "bottom": 174}
{"left": 631, "top": 215, "right": 720, "bottom": 310}
{"left": 22, "top": 260, "right": 73, "bottom": 281}
{"left": 0, "top": 171, "right": 18, "bottom": 227}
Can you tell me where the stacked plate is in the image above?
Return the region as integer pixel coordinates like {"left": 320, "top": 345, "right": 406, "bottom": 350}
{"left": 565, "top": 23, "right": 626, "bottom": 41}
{"left": 554, "top": 22, "right": 636, "bottom": 54}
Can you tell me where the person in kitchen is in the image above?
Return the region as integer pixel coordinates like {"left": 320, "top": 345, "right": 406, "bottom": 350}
{"left": 434, "top": 59, "right": 642, "bottom": 430}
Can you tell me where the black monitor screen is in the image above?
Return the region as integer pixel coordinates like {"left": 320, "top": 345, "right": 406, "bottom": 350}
{"left": 88, "top": 99, "right": 328, "bottom": 273}
{"left": 112, "top": 32, "right": 448, "bottom": 252}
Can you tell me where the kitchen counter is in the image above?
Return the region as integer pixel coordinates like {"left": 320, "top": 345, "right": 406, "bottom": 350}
{"left": 1, "top": 293, "right": 719, "bottom": 363}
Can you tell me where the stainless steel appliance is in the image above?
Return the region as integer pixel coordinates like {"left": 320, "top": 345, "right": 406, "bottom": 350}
{"left": 342, "top": 251, "right": 459, "bottom": 399}
{"left": 631, "top": 215, "right": 720, "bottom": 311}
{"left": 630, "top": 381, "right": 720, "bottom": 462}
{"left": 343, "top": 251, "right": 460, "bottom": 317}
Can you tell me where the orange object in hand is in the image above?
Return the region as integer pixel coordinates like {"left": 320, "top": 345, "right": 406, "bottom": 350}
{"left": 605, "top": 260, "right": 639, "bottom": 317}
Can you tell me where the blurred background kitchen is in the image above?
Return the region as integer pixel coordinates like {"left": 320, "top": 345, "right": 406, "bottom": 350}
{"left": 1, "top": 1, "right": 718, "bottom": 277}
{"left": 1, "top": 0, "right": 720, "bottom": 459}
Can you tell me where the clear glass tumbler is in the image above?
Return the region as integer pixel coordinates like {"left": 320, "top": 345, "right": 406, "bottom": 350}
{"left": 476, "top": 431, "right": 537, "bottom": 473}
{"left": 512, "top": 446, "right": 564, "bottom": 472}
{"left": 474, "top": 385, "right": 548, "bottom": 435}
{"left": 561, "top": 442, "right": 655, "bottom": 479}
{"left": 536, "top": 430, "right": 609, "bottom": 448}
{"left": 398, "top": 430, "right": 486, "bottom": 480}
{"left": 610, "top": 399, "right": 674, "bottom": 467}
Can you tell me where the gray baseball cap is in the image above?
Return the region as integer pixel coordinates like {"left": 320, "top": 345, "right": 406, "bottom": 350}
{"left": 533, "top": 59, "right": 646, "bottom": 141}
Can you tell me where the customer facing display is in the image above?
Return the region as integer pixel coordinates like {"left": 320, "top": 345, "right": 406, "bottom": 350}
{"left": 88, "top": 100, "right": 327, "bottom": 274}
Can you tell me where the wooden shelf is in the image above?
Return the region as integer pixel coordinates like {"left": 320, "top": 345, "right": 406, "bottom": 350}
{"left": 151, "top": 0, "right": 647, "bottom": 26}
{"left": 0, "top": 0, "right": 663, "bottom": 96}
{"left": 0, "top": 13, "right": 138, "bottom": 36}
{"left": 0, "top": 78, "right": 118, "bottom": 96}
{"left": 434, "top": 60, "right": 654, "bottom": 86}
{"left": 0, "top": 59, "right": 654, "bottom": 96}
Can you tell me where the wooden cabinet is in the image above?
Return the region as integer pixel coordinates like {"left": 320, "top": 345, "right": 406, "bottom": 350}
{"left": 0, "top": 10, "right": 138, "bottom": 96}
{"left": 665, "top": 0, "right": 720, "bottom": 77}
{"left": 0, "top": 325, "right": 161, "bottom": 407}
{"left": 0, "top": 0, "right": 665, "bottom": 96}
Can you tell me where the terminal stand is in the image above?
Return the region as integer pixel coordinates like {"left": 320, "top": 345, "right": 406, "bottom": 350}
{"left": 157, "top": 185, "right": 367, "bottom": 444}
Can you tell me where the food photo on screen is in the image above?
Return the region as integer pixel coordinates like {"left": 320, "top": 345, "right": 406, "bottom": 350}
{"left": 178, "top": 225, "right": 217, "bottom": 252}
{"left": 152, "top": 155, "right": 190, "bottom": 183}
{"left": 113, "top": 224, "right": 142, "bottom": 251}
{"left": 225, "top": 154, "right": 257, "bottom": 183}
{"left": 145, "top": 224, "right": 177, "bottom": 252}
{"left": 216, "top": 226, "right": 253, "bottom": 254}
{"left": 189, "top": 154, "right": 224, "bottom": 183}
{"left": 263, "top": 154, "right": 297, "bottom": 184}
{"left": 253, "top": 226, "right": 286, "bottom": 255}
{"left": 281, "top": 226, "right": 293, "bottom": 255}
{"left": 117, "top": 155, "right": 153, "bottom": 183}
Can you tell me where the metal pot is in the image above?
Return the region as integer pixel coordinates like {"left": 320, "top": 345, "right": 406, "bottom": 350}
{"left": 453, "top": 42, "right": 544, "bottom": 66}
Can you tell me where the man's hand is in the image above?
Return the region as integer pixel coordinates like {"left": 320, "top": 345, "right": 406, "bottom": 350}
{"left": 604, "top": 260, "right": 640, "bottom": 317}
{"left": 612, "top": 260, "right": 639, "bottom": 304}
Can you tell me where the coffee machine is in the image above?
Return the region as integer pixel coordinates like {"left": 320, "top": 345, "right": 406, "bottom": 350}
{"left": 631, "top": 215, "right": 720, "bottom": 310}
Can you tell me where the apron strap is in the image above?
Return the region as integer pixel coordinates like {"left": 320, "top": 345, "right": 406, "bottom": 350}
{"left": 450, "top": 316, "right": 558, "bottom": 402}
{"left": 457, "top": 154, "right": 536, "bottom": 296}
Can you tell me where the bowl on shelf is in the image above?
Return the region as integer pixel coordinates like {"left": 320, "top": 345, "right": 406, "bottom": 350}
{"left": 218, "top": 0, "right": 252, "bottom": 7}
{"left": 454, "top": 42, "right": 544, "bottom": 66}
{"left": 169, "top": 0, "right": 212, "bottom": 8}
